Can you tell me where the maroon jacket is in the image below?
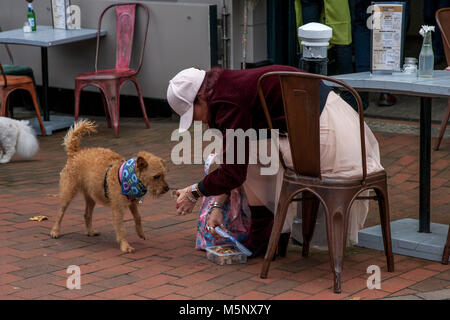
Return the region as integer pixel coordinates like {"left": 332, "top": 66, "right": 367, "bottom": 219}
{"left": 197, "top": 65, "right": 330, "bottom": 196}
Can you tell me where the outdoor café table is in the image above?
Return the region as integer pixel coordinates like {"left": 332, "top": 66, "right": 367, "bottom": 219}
{"left": 327, "top": 71, "right": 450, "bottom": 234}
{"left": 0, "top": 26, "right": 106, "bottom": 131}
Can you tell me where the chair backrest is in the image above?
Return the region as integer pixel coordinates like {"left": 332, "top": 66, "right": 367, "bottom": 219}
{"left": 95, "top": 2, "right": 150, "bottom": 73}
{"left": 257, "top": 71, "right": 367, "bottom": 181}
{"left": 436, "top": 8, "right": 450, "bottom": 66}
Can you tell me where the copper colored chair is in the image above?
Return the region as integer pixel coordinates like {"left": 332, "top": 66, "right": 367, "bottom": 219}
{"left": 434, "top": 8, "right": 450, "bottom": 150}
{"left": 442, "top": 226, "right": 449, "bottom": 265}
{"left": 74, "top": 2, "right": 150, "bottom": 137}
{"left": 0, "top": 63, "right": 46, "bottom": 135}
{"left": 257, "top": 72, "right": 394, "bottom": 293}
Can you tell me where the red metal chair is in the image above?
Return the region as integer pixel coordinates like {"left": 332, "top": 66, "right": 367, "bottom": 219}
{"left": 74, "top": 2, "right": 150, "bottom": 137}
{"left": 434, "top": 8, "right": 450, "bottom": 150}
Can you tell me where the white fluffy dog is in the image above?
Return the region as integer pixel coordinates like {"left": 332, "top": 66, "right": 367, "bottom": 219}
{"left": 0, "top": 116, "right": 39, "bottom": 164}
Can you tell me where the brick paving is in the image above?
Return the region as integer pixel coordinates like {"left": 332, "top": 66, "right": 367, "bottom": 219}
{"left": 0, "top": 116, "right": 448, "bottom": 300}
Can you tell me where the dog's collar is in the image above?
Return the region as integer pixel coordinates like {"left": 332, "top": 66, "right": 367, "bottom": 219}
{"left": 103, "top": 165, "right": 113, "bottom": 200}
{"left": 118, "top": 158, "right": 147, "bottom": 203}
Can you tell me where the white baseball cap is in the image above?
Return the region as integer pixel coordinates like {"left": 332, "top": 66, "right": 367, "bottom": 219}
{"left": 167, "top": 67, "right": 206, "bottom": 133}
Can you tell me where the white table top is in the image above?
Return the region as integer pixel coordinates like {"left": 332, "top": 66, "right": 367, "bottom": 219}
{"left": 327, "top": 71, "right": 450, "bottom": 98}
{"left": 0, "top": 25, "right": 106, "bottom": 47}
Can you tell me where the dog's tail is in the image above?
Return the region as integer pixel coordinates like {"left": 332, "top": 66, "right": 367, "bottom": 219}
{"left": 63, "top": 120, "right": 97, "bottom": 158}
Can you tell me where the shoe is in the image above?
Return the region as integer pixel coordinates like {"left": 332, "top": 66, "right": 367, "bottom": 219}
{"left": 378, "top": 93, "right": 396, "bottom": 107}
{"left": 247, "top": 233, "right": 290, "bottom": 259}
{"left": 248, "top": 243, "right": 268, "bottom": 259}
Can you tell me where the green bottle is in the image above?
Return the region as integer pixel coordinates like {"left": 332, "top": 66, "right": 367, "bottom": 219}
{"left": 27, "top": 3, "right": 36, "bottom": 31}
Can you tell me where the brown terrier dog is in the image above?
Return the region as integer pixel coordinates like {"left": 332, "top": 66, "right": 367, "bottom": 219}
{"left": 50, "top": 120, "right": 169, "bottom": 253}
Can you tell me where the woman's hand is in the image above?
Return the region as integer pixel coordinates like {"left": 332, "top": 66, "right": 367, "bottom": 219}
{"left": 175, "top": 187, "right": 196, "bottom": 215}
{"left": 207, "top": 207, "right": 227, "bottom": 237}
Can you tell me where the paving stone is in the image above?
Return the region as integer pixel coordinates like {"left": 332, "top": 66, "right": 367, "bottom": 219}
{"left": 383, "top": 294, "right": 423, "bottom": 300}
{"left": 416, "top": 288, "right": 450, "bottom": 300}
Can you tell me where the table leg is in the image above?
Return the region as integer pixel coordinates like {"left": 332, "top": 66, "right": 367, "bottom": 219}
{"left": 41, "top": 47, "right": 49, "bottom": 121}
{"left": 419, "top": 97, "right": 431, "bottom": 233}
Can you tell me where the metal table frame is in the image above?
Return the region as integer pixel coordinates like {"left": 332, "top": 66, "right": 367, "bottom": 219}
{"left": 328, "top": 71, "right": 450, "bottom": 233}
{"left": 0, "top": 26, "right": 106, "bottom": 121}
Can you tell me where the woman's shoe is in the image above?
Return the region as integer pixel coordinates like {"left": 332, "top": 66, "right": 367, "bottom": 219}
{"left": 248, "top": 243, "right": 268, "bottom": 259}
{"left": 247, "top": 233, "right": 290, "bottom": 259}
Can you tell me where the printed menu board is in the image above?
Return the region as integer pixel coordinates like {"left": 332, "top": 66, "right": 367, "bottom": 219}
{"left": 51, "top": 0, "right": 70, "bottom": 29}
{"left": 370, "top": 2, "right": 405, "bottom": 73}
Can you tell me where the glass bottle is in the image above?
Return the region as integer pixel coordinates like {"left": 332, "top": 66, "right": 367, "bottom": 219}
{"left": 27, "top": 3, "right": 36, "bottom": 32}
{"left": 418, "top": 30, "right": 434, "bottom": 78}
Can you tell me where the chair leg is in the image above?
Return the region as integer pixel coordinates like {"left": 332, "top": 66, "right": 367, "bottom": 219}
{"left": 322, "top": 193, "right": 353, "bottom": 294}
{"left": 374, "top": 184, "right": 395, "bottom": 272}
{"left": 74, "top": 81, "right": 83, "bottom": 121}
{"left": 100, "top": 90, "right": 112, "bottom": 128}
{"left": 301, "top": 191, "right": 320, "bottom": 257}
{"left": 4, "top": 93, "right": 11, "bottom": 117}
{"left": 442, "top": 226, "right": 450, "bottom": 265}
{"left": 111, "top": 84, "right": 121, "bottom": 138}
{"left": 28, "top": 84, "right": 46, "bottom": 136}
{"left": 434, "top": 99, "right": 450, "bottom": 151}
{"left": 260, "top": 181, "right": 295, "bottom": 279}
{"left": 0, "top": 90, "right": 4, "bottom": 116}
{"left": 132, "top": 79, "right": 150, "bottom": 129}
{"left": 0, "top": 89, "right": 10, "bottom": 116}
{"left": 3, "top": 90, "right": 13, "bottom": 118}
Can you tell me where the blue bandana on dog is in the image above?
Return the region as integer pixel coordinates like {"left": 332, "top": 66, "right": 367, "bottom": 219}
{"left": 118, "top": 158, "right": 147, "bottom": 202}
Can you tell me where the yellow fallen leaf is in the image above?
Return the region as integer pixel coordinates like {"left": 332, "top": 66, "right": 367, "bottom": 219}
{"left": 349, "top": 297, "right": 361, "bottom": 300}
{"left": 29, "top": 215, "right": 48, "bottom": 222}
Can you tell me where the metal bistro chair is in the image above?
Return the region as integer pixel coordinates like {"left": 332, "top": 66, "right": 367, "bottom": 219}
{"left": 434, "top": 8, "right": 450, "bottom": 150}
{"left": 0, "top": 26, "right": 41, "bottom": 119}
{"left": 74, "top": 2, "right": 150, "bottom": 137}
{"left": 257, "top": 72, "right": 394, "bottom": 294}
{"left": 0, "top": 63, "right": 46, "bottom": 135}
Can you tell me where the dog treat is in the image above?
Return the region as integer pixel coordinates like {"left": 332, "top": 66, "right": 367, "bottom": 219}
{"left": 214, "top": 246, "right": 237, "bottom": 254}
{"left": 29, "top": 215, "right": 48, "bottom": 222}
{"left": 205, "top": 244, "right": 247, "bottom": 265}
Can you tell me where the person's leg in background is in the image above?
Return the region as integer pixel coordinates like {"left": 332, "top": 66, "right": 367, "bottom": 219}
{"left": 342, "top": 0, "right": 371, "bottom": 111}
{"left": 351, "top": 0, "right": 371, "bottom": 73}
{"left": 301, "top": 0, "right": 323, "bottom": 24}
{"left": 335, "top": 45, "right": 353, "bottom": 74}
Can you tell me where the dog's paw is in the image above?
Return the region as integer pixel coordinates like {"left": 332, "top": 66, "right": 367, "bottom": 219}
{"left": 120, "top": 242, "right": 135, "bottom": 253}
{"left": 50, "top": 229, "right": 59, "bottom": 238}
{"left": 86, "top": 230, "right": 100, "bottom": 237}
